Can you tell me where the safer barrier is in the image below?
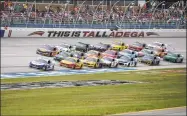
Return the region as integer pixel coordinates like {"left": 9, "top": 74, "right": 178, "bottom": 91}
{"left": 1, "top": 27, "right": 186, "bottom": 38}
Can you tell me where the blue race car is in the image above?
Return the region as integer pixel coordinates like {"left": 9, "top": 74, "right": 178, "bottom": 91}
{"left": 29, "top": 58, "right": 55, "bottom": 71}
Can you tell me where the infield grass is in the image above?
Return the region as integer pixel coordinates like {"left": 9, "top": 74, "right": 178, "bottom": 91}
{"left": 1, "top": 68, "right": 186, "bottom": 115}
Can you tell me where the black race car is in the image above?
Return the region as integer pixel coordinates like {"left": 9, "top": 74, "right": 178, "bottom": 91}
{"left": 92, "top": 42, "right": 111, "bottom": 52}
{"left": 73, "top": 42, "right": 94, "bottom": 52}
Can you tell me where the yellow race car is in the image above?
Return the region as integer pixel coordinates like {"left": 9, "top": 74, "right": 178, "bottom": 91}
{"left": 60, "top": 57, "right": 83, "bottom": 69}
{"left": 110, "top": 42, "right": 128, "bottom": 51}
{"left": 82, "top": 57, "right": 102, "bottom": 68}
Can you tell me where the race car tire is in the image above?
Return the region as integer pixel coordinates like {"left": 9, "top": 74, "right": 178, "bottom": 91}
{"left": 115, "top": 63, "right": 118, "bottom": 68}
{"left": 177, "top": 58, "right": 181, "bottom": 63}
{"left": 80, "top": 64, "right": 83, "bottom": 69}
{"left": 134, "top": 62, "right": 137, "bottom": 67}
{"left": 94, "top": 64, "right": 97, "bottom": 68}
{"left": 127, "top": 63, "right": 130, "bottom": 67}
{"left": 174, "top": 59, "right": 177, "bottom": 63}
{"left": 99, "top": 64, "right": 103, "bottom": 68}
{"left": 52, "top": 65, "right": 54, "bottom": 70}
{"left": 49, "top": 53, "right": 53, "bottom": 57}
{"left": 71, "top": 65, "right": 76, "bottom": 69}
{"left": 180, "top": 59, "right": 183, "bottom": 63}
{"left": 29, "top": 64, "right": 32, "bottom": 68}
{"left": 43, "top": 66, "right": 47, "bottom": 71}
{"left": 109, "top": 63, "right": 112, "bottom": 68}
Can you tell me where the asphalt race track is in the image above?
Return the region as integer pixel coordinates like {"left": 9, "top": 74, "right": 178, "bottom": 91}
{"left": 1, "top": 37, "right": 186, "bottom": 78}
{"left": 112, "top": 106, "right": 186, "bottom": 116}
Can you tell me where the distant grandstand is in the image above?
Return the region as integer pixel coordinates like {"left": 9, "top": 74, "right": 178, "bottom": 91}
{"left": 0, "top": 0, "right": 186, "bottom": 29}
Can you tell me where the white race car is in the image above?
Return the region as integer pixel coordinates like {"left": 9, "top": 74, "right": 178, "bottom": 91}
{"left": 55, "top": 43, "right": 76, "bottom": 52}
{"left": 147, "top": 42, "right": 167, "bottom": 51}
{"left": 117, "top": 55, "right": 138, "bottom": 67}
{"left": 100, "top": 56, "right": 118, "bottom": 68}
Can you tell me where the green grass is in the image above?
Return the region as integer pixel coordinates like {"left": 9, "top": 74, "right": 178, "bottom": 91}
{"left": 1, "top": 68, "right": 186, "bottom": 115}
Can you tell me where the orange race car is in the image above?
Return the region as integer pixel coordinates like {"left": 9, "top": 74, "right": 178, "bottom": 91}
{"left": 60, "top": 57, "right": 83, "bottom": 69}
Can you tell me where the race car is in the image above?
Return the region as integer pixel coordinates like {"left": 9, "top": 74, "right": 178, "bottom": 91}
{"left": 163, "top": 52, "right": 184, "bottom": 63}
{"left": 145, "top": 45, "right": 167, "bottom": 57}
{"left": 74, "top": 42, "right": 93, "bottom": 52}
{"left": 110, "top": 42, "right": 128, "bottom": 51}
{"left": 128, "top": 42, "right": 147, "bottom": 51}
{"left": 92, "top": 42, "right": 111, "bottom": 52}
{"left": 70, "top": 51, "right": 85, "bottom": 59}
{"left": 82, "top": 57, "right": 102, "bottom": 68}
{"left": 100, "top": 56, "right": 118, "bottom": 68}
{"left": 137, "top": 49, "right": 154, "bottom": 57}
{"left": 139, "top": 54, "right": 160, "bottom": 65}
{"left": 29, "top": 58, "right": 54, "bottom": 71}
{"left": 101, "top": 50, "right": 118, "bottom": 58}
{"left": 153, "top": 49, "right": 168, "bottom": 58}
{"left": 36, "top": 45, "right": 60, "bottom": 57}
{"left": 60, "top": 57, "right": 83, "bottom": 69}
{"left": 117, "top": 55, "right": 138, "bottom": 67}
{"left": 85, "top": 50, "right": 101, "bottom": 58}
{"left": 55, "top": 43, "right": 76, "bottom": 52}
{"left": 54, "top": 51, "right": 71, "bottom": 62}
{"left": 147, "top": 42, "right": 167, "bottom": 50}
{"left": 118, "top": 49, "right": 137, "bottom": 58}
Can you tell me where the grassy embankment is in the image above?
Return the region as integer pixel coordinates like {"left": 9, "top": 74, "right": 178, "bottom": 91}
{"left": 1, "top": 68, "right": 186, "bottom": 115}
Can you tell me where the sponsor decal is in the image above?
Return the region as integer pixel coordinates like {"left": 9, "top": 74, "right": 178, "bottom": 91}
{"left": 47, "top": 31, "right": 146, "bottom": 38}
{"left": 0, "top": 30, "right": 5, "bottom": 37}
{"left": 28, "top": 31, "right": 45, "bottom": 36}
{"left": 146, "top": 32, "right": 159, "bottom": 36}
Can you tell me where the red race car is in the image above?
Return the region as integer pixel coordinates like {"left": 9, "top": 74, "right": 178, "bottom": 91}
{"left": 102, "top": 50, "right": 118, "bottom": 58}
{"left": 128, "top": 42, "right": 147, "bottom": 51}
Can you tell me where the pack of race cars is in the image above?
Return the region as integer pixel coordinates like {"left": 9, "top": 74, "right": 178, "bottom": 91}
{"left": 29, "top": 41, "right": 184, "bottom": 71}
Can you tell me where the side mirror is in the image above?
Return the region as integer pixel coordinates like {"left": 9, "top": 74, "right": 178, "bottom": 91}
{"left": 97, "top": 59, "right": 100, "bottom": 62}
{"left": 132, "top": 51, "right": 135, "bottom": 54}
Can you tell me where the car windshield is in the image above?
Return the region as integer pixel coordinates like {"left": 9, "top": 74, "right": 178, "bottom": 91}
{"left": 103, "top": 57, "right": 113, "bottom": 61}
{"left": 122, "top": 49, "right": 132, "bottom": 54}
{"left": 142, "top": 49, "right": 151, "bottom": 53}
{"left": 120, "top": 55, "right": 131, "bottom": 60}
{"left": 132, "top": 42, "right": 142, "bottom": 47}
{"left": 35, "top": 59, "right": 48, "bottom": 63}
{"left": 60, "top": 44, "right": 69, "bottom": 48}
{"left": 86, "top": 57, "right": 97, "bottom": 62}
{"left": 42, "top": 45, "right": 55, "bottom": 50}
{"left": 65, "top": 57, "right": 76, "bottom": 62}
{"left": 144, "top": 55, "right": 155, "bottom": 59}
{"left": 59, "top": 51, "right": 70, "bottom": 56}
{"left": 114, "top": 42, "right": 122, "bottom": 45}
{"left": 87, "top": 50, "right": 97, "bottom": 54}
{"left": 105, "top": 50, "right": 115, "bottom": 55}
